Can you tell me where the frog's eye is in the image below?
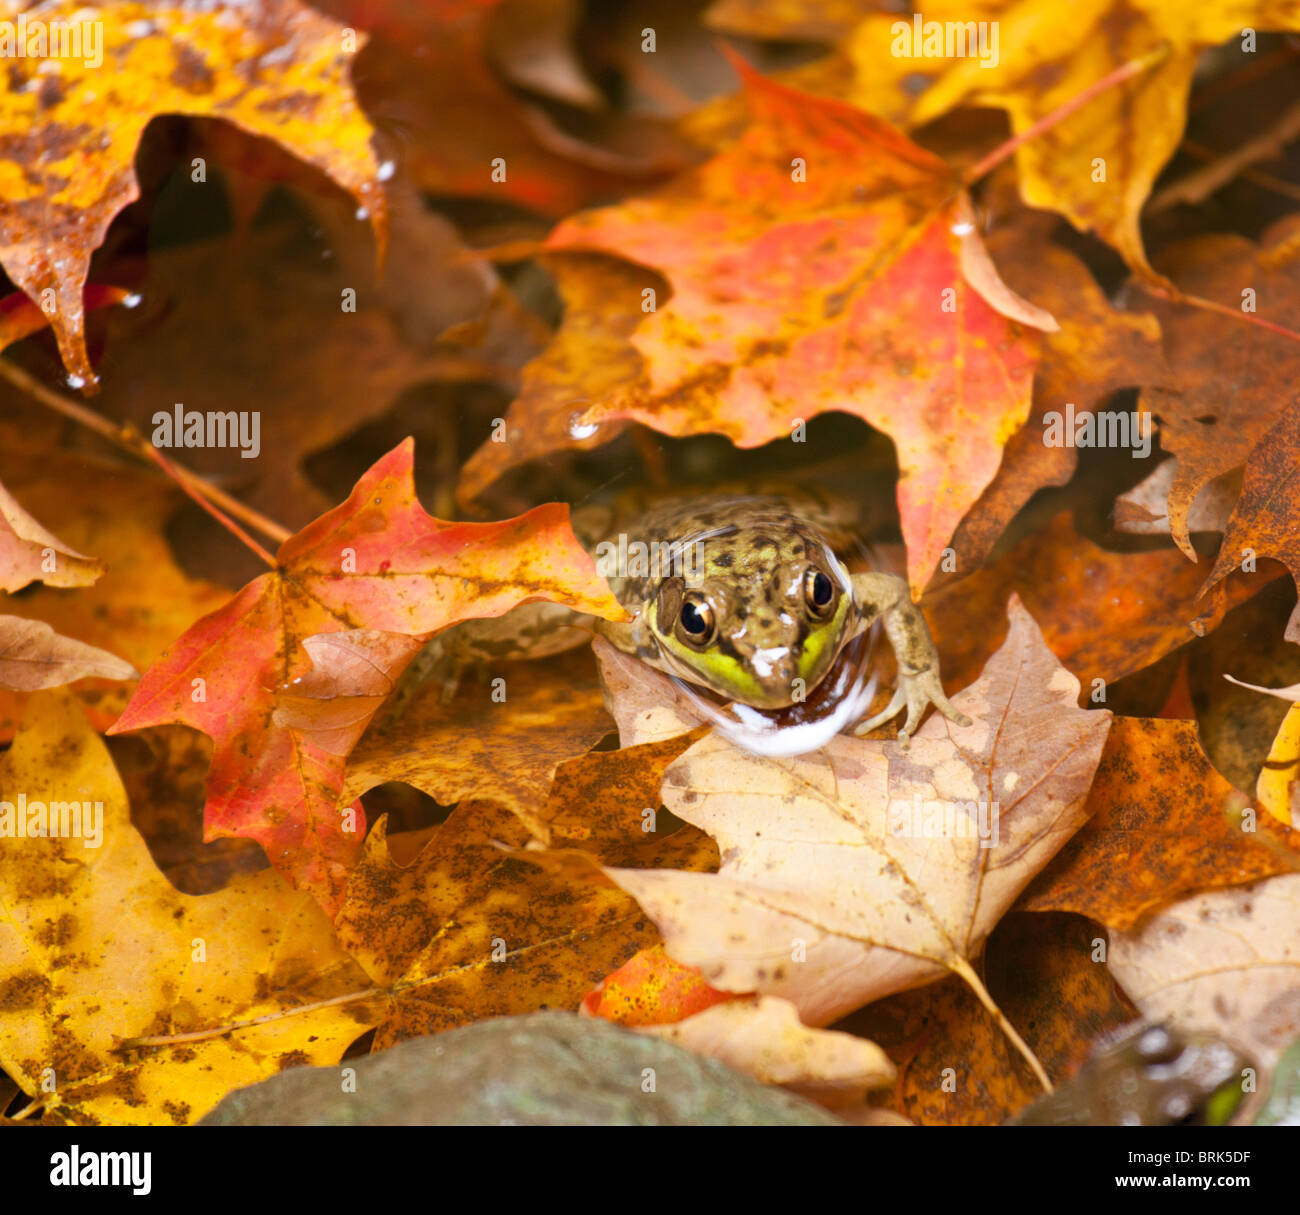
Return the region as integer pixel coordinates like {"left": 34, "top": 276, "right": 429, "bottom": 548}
{"left": 802, "top": 567, "right": 836, "bottom": 620}
{"left": 675, "top": 593, "right": 716, "bottom": 649}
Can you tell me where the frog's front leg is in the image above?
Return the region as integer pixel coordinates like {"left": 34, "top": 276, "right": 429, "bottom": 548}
{"left": 387, "top": 601, "right": 594, "bottom": 719}
{"left": 849, "top": 571, "right": 971, "bottom": 748}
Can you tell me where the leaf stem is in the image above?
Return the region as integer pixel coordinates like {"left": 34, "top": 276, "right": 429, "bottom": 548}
{"left": 119, "top": 985, "right": 385, "bottom": 1047}
{"left": 136, "top": 438, "right": 279, "bottom": 568}
{"left": 950, "top": 954, "right": 1053, "bottom": 1093}
{"left": 962, "top": 44, "right": 1170, "bottom": 187}
{"left": 1134, "top": 281, "right": 1300, "bottom": 345}
{"left": 0, "top": 356, "right": 292, "bottom": 554}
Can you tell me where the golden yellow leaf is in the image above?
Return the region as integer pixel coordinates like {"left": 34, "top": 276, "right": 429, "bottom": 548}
{"left": 0, "top": 0, "right": 386, "bottom": 383}
{"left": 1259, "top": 702, "right": 1300, "bottom": 827}
{"left": 717, "top": 0, "right": 1300, "bottom": 273}
{"left": 0, "top": 690, "right": 377, "bottom": 1125}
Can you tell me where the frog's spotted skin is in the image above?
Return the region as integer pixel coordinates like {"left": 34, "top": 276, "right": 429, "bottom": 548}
{"left": 592, "top": 496, "right": 856, "bottom": 709}
{"left": 410, "top": 491, "right": 968, "bottom": 748}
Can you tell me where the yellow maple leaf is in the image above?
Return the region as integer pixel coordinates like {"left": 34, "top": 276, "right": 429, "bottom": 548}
{"left": 0, "top": 690, "right": 377, "bottom": 1125}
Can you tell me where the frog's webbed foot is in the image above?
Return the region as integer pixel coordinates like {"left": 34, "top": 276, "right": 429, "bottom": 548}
{"left": 852, "top": 666, "right": 970, "bottom": 747}
{"left": 849, "top": 571, "right": 971, "bottom": 748}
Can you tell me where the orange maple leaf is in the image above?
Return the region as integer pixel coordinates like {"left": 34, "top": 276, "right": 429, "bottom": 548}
{"left": 109, "top": 439, "right": 626, "bottom": 914}
{"left": 545, "top": 52, "right": 1057, "bottom": 594}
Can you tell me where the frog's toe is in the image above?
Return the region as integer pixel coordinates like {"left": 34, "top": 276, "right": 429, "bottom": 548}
{"left": 852, "top": 686, "right": 906, "bottom": 739}
{"left": 854, "top": 671, "right": 970, "bottom": 748}
{"left": 927, "top": 679, "right": 972, "bottom": 729}
{"left": 898, "top": 670, "right": 971, "bottom": 745}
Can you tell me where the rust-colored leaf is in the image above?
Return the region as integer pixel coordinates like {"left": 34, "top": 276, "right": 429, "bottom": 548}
{"left": 844, "top": 912, "right": 1136, "bottom": 1125}
{"left": 1019, "top": 717, "right": 1300, "bottom": 931}
{"left": 91, "top": 188, "right": 538, "bottom": 534}
{"left": 344, "top": 650, "right": 615, "bottom": 841}
{"left": 926, "top": 512, "right": 1273, "bottom": 694}
{"left": 319, "top": 0, "right": 682, "bottom": 217}
{"left": 1195, "top": 402, "right": 1300, "bottom": 643}
{"left": 941, "top": 217, "right": 1167, "bottom": 577}
{"left": 333, "top": 805, "right": 658, "bottom": 1048}
{"left": 1141, "top": 218, "right": 1300, "bottom": 560}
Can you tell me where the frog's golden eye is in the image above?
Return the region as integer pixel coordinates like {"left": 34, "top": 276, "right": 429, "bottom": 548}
{"left": 802, "top": 567, "right": 836, "bottom": 620}
{"left": 675, "top": 593, "right": 716, "bottom": 649}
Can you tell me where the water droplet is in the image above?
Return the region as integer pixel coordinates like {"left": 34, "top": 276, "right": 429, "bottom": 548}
{"left": 355, "top": 206, "right": 370, "bottom": 222}
{"left": 376, "top": 160, "right": 395, "bottom": 182}
{"left": 66, "top": 373, "right": 86, "bottom": 390}
{"left": 122, "top": 293, "right": 142, "bottom": 309}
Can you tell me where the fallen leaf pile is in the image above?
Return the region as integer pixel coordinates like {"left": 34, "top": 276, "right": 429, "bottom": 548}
{"left": 2, "top": 0, "right": 1300, "bottom": 1129}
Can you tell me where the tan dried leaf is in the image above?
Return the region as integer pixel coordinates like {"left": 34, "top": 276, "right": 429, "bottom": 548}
{"left": 600, "top": 598, "right": 1111, "bottom": 1083}
{"left": 1109, "top": 875, "right": 1300, "bottom": 1072}
{"left": 640, "top": 994, "right": 895, "bottom": 1105}
{"left": 0, "top": 616, "right": 136, "bottom": 691}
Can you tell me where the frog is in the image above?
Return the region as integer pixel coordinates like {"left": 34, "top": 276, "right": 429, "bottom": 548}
{"left": 1008, "top": 1021, "right": 1251, "bottom": 1127}
{"left": 407, "top": 491, "right": 970, "bottom": 748}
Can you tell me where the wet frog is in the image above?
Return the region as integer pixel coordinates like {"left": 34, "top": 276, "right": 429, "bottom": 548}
{"left": 410, "top": 491, "right": 969, "bottom": 749}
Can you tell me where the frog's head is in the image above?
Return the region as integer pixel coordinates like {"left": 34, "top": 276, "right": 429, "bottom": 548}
{"left": 643, "top": 520, "right": 855, "bottom": 710}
